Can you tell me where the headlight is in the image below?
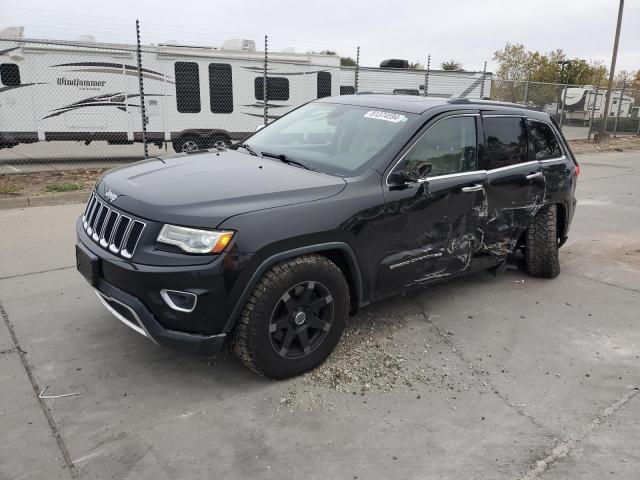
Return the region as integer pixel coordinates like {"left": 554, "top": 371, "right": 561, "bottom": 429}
{"left": 157, "top": 225, "right": 234, "bottom": 254}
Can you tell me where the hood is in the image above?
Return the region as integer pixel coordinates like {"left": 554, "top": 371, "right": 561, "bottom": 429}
{"left": 96, "top": 150, "right": 347, "bottom": 228}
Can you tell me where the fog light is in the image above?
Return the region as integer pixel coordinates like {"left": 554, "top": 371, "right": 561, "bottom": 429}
{"left": 160, "top": 289, "right": 197, "bottom": 313}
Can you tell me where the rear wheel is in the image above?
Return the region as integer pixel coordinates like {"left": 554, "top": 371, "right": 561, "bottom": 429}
{"left": 172, "top": 135, "right": 204, "bottom": 153}
{"left": 233, "top": 254, "right": 349, "bottom": 379}
{"left": 525, "top": 204, "right": 560, "bottom": 278}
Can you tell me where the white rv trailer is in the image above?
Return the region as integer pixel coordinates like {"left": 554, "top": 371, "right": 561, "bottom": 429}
{"left": 561, "top": 86, "right": 635, "bottom": 123}
{"left": 339, "top": 66, "right": 492, "bottom": 98}
{"left": 0, "top": 28, "right": 341, "bottom": 152}
{"left": 1, "top": 27, "right": 493, "bottom": 153}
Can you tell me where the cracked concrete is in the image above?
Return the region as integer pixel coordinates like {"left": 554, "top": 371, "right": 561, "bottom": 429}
{"left": 0, "top": 150, "right": 639, "bottom": 479}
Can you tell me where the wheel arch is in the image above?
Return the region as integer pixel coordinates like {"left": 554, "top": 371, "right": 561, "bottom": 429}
{"left": 223, "top": 242, "right": 363, "bottom": 333}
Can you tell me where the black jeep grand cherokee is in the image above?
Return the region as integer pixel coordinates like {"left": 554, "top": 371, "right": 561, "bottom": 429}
{"left": 76, "top": 95, "right": 578, "bottom": 379}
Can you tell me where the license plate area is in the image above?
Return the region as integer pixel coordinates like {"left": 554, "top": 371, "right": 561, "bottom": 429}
{"left": 76, "top": 243, "right": 100, "bottom": 287}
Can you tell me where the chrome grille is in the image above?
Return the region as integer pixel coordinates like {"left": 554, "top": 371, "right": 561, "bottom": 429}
{"left": 81, "top": 193, "right": 146, "bottom": 259}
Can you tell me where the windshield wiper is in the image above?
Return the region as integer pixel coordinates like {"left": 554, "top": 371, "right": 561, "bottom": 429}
{"left": 235, "top": 143, "right": 261, "bottom": 157}
{"left": 261, "top": 151, "right": 316, "bottom": 171}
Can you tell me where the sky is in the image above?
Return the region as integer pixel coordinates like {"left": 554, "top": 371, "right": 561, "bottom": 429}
{"left": 1, "top": 0, "right": 638, "bottom": 75}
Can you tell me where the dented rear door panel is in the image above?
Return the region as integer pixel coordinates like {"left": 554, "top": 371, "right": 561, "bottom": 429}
{"left": 483, "top": 161, "right": 546, "bottom": 255}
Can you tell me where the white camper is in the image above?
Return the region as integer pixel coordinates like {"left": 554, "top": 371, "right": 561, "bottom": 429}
{"left": 340, "top": 64, "right": 492, "bottom": 99}
{"left": 561, "top": 85, "right": 635, "bottom": 123}
{"left": 1, "top": 28, "right": 493, "bottom": 153}
{"left": 0, "top": 28, "right": 341, "bottom": 152}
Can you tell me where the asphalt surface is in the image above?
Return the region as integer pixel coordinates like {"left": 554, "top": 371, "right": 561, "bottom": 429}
{"left": 0, "top": 150, "right": 638, "bottom": 480}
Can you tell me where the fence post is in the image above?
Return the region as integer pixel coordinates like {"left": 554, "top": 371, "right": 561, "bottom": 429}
{"left": 263, "top": 35, "right": 268, "bottom": 126}
{"left": 423, "top": 54, "right": 430, "bottom": 97}
{"left": 613, "top": 79, "right": 626, "bottom": 138}
{"left": 479, "top": 61, "right": 487, "bottom": 98}
{"left": 354, "top": 46, "right": 360, "bottom": 93}
{"left": 559, "top": 84, "right": 568, "bottom": 131}
{"left": 523, "top": 73, "right": 530, "bottom": 105}
{"left": 587, "top": 86, "right": 599, "bottom": 140}
{"left": 135, "top": 19, "right": 148, "bottom": 158}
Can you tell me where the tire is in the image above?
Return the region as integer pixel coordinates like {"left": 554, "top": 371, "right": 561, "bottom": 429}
{"left": 233, "top": 254, "right": 350, "bottom": 379}
{"left": 172, "top": 135, "right": 204, "bottom": 153}
{"left": 211, "top": 134, "right": 231, "bottom": 148}
{"left": 525, "top": 204, "right": 560, "bottom": 278}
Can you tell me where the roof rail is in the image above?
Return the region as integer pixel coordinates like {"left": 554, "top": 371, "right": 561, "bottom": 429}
{"left": 447, "top": 97, "right": 540, "bottom": 111}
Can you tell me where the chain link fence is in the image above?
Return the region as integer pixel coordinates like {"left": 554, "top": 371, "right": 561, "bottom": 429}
{"left": 1, "top": 26, "right": 638, "bottom": 174}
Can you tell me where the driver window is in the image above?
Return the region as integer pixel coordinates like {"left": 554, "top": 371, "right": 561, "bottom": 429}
{"left": 397, "top": 116, "right": 477, "bottom": 178}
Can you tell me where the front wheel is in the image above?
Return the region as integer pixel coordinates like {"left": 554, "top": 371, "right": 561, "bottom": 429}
{"left": 525, "top": 204, "right": 561, "bottom": 278}
{"left": 233, "top": 254, "right": 350, "bottom": 379}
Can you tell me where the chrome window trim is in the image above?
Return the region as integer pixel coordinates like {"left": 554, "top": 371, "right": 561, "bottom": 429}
{"left": 487, "top": 160, "right": 539, "bottom": 174}
{"left": 385, "top": 113, "right": 480, "bottom": 187}
{"left": 540, "top": 156, "right": 567, "bottom": 164}
{"left": 94, "top": 290, "right": 156, "bottom": 343}
{"left": 420, "top": 170, "right": 487, "bottom": 181}
{"left": 160, "top": 289, "right": 198, "bottom": 313}
{"left": 482, "top": 114, "right": 527, "bottom": 118}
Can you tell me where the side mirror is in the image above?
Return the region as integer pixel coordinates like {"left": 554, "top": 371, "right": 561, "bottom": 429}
{"left": 388, "top": 170, "right": 420, "bottom": 185}
{"left": 255, "top": 124, "right": 266, "bottom": 132}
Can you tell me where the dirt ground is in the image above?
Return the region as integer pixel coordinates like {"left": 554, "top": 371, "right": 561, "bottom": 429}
{"left": 0, "top": 168, "right": 107, "bottom": 198}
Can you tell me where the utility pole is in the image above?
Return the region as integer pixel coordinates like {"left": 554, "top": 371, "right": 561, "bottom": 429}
{"left": 596, "top": 0, "right": 625, "bottom": 142}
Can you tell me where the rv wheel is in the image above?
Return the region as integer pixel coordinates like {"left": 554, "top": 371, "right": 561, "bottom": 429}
{"left": 173, "top": 135, "right": 203, "bottom": 153}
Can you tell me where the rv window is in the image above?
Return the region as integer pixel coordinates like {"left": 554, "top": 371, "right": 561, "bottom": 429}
{"left": 483, "top": 117, "right": 528, "bottom": 169}
{"left": 317, "top": 71, "right": 332, "bottom": 99}
{"left": 209, "top": 63, "right": 233, "bottom": 113}
{"left": 340, "top": 86, "right": 355, "bottom": 95}
{"left": 255, "top": 77, "right": 289, "bottom": 101}
{"left": 174, "top": 62, "right": 201, "bottom": 113}
{"left": 0, "top": 64, "right": 20, "bottom": 87}
{"left": 528, "top": 120, "right": 562, "bottom": 160}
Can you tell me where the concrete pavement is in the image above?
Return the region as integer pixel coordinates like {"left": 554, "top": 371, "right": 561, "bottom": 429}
{"left": 0, "top": 150, "right": 638, "bottom": 479}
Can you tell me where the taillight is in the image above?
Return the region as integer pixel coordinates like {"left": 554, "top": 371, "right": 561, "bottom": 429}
{"left": 575, "top": 164, "right": 580, "bottom": 177}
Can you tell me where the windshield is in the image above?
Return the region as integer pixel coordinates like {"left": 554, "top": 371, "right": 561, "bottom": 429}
{"left": 243, "top": 103, "right": 416, "bottom": 176}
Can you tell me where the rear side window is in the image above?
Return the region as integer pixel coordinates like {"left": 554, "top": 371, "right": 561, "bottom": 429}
{"left": 209, "top": 63, "right": 233, "bottom": 113}
{"left": 255, "top": 77, "right": 289, "bottom": 101}
{"left": 483, "top": 117, "right": 528, "bottom": 169}
{"left": 340, "top": 86, "right": 355, "bottom": 95}
{"left": 0, "top": 64, "right": 20, "bottom": 87}
{"left": 317, "top": 71, "right": 331, "bottom": 98}
{"left": 174, "top": 62, "right": 201, "bottom": 113}
{"left": 528, "top": 120, "right": 562, "bottom": 160}
{"left": 398, "top": 116, "right": 477, "bottom": 177}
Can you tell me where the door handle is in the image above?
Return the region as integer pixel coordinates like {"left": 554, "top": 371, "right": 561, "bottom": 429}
{"left": 526, "top": 172, "right": 544, "bottom": 181}
{"left": 461, "top": 184, "right": 484, "bottom": 193}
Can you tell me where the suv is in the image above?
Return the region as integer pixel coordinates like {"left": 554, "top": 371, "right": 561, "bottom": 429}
{"left": 76, "top": 95, "right": 578, "bottom": 379}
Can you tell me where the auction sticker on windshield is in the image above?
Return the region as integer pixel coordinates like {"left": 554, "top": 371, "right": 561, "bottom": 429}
{"left": 363, "top": 111, "right": 407, "bottom": 123}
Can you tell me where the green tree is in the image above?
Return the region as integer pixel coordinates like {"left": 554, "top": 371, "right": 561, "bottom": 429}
{"left": 440, "top": 60, "right": 463, "bottom": 71}
{"left": 340, "top": 56, "right": 357, "bottom": 67}
{"left": 492, "top": 42, "right": 611, "bottom": 106}
{"left": 409, "top": 61, "right": 424, "bottom": 70}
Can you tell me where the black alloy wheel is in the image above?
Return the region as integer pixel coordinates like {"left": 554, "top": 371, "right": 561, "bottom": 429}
{"left": 268, "top": 281, "right": 334, "bottom": 359}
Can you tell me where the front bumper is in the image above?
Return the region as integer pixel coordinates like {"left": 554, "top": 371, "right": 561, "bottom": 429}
{"left": 93, "top": 279, "right": 227, "bottom": 355}
{"left": 76, "top": 216, "right": 245, "bottom": 356}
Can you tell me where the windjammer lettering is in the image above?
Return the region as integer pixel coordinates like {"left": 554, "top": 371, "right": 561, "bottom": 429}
{"left": 57, "top": 77, "right": 106, "bottom": 87}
